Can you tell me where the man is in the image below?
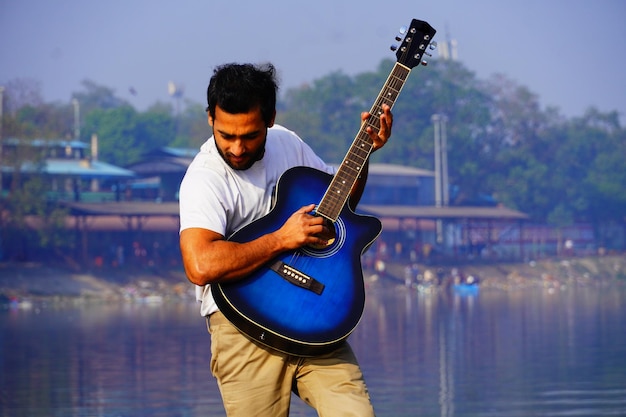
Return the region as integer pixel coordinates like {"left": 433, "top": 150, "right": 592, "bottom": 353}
{"left": 179, "top": 62, "right": 392, "bottom": 416}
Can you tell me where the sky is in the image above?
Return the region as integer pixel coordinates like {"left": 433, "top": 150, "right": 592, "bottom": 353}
{"left": 1, "top": 0, "right": 625, "bottom": 120}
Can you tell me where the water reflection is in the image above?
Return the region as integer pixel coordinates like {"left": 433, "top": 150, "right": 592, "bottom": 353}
{"left": 1, "top": 304, "right": 221, "bottom": 417}
{"left": 351, "top": 284, "right": 626, "bottom": 417}
{"left": 1, "top": 284, "right": 625, "bottom": 416}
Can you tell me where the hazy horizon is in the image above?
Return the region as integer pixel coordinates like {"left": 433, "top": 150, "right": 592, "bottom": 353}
{"left": 2, "top": 0, "right": 625, "bottom": 119}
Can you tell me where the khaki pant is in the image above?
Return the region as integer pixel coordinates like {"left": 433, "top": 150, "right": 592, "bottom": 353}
{"left": 208, "top": 311, "right": 375, "bottom": 417}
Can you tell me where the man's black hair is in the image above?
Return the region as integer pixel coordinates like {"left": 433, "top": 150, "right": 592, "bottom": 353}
{"left": 206, "top": 63, "right": 278, "bottom": 127}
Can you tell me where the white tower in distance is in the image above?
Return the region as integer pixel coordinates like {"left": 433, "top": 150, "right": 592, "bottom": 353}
{"left": 438, "top": 26, "right": 458, "bottom": 61}
{"left": 168, "top": 81, "right": 185, "bottom": 115}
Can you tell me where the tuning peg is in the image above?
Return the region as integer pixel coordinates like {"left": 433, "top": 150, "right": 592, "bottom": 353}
{"left": 398, "top": 25, "right": 407, "bottom": 34}
{"left": 421, "top": 60, "right": 429, "bottom": 66}
{"left": 395, "top": 35, "right": 402, "bottom": 42}
{"left": 390, "top": 45, "right": 398, "bottom": 52}
{"left": 429, "top": 41, "right": 438, "bottom": 50}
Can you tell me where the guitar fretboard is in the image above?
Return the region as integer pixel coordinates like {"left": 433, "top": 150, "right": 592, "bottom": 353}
{"left": 316, "top": 62, "right": 411, "bottom": 221}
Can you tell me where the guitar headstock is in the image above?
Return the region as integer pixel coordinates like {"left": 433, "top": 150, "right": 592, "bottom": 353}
{"left": 392, "top": 19, "right": 437, "bottom": 69}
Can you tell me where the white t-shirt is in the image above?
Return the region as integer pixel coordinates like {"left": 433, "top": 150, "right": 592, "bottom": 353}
{"left": 179, "top": 124, "right": 335, "bottom": 316}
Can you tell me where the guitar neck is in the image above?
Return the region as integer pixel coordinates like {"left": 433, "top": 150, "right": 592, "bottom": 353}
{"left": 317, "top": 62, "right": 412, "bottom": 221}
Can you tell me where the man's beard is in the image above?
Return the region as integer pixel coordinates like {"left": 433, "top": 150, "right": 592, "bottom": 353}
{"left": 216, "top": 136, "right": 267, "bottom": 171}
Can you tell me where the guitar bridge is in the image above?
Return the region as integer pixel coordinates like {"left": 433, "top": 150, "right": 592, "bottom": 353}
{"left": 270, "top": 260, "right": 325, "bottom": 295}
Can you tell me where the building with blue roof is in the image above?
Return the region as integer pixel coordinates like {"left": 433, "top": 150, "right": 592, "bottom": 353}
{"left": 1, "top": 137, "right": 134, "bottom": 202}
{"left": 1, "top": 140, "right": 532, "bottom": 266}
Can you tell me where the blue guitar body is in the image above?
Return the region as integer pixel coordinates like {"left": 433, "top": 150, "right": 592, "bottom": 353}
{"left": 213, "top": 166, "right": 381, "bottom": 356}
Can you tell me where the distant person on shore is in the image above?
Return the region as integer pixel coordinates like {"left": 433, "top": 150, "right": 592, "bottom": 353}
{"left": 422, "top": 242, "right": 432, "bottom": 263}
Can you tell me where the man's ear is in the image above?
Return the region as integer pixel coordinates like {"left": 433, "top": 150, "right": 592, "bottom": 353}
{"left": 267, "top": 110, "right": 276, "bottom": 128}
{"left": 208, "top": 113, "right": 214, "bottom": 127}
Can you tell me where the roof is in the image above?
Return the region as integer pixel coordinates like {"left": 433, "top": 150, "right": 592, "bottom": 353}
{"left": 126, "top": 158, "right": 191, "bottom": 174}
{"left": 139, "top": 147, "right": 197, "bottom": 158}
{"left": 368, "top": 163, "right": 434, "bottom": 177}
{"left": 330, "top": 163, "right": 434, "bottom": 177}
{"left": 64, "top": 201, "right": 179, "bottom": 216}
{"left": 160, "top": 147, "right": 197, "bottom": 158}
{"left": 128, "top": 147, "right": 435, "bottom": 178}
{"left": 63, "top": 201, "right": 527, "bottom": 221}
{"left": 125, "top": 147, "right": 196, "bottom": 174}
{"left": 361, "top": 205, "right": 529, "bottom": 220}
{"left": 19, "top": 159, "right": 136, "bottom": 178}
{"left": 3, "top": 137, "right": 89, "bottom": 148}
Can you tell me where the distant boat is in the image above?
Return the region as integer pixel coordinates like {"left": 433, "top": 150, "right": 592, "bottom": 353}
{"left": 452, "top": 274, "right": 479, "bottom": 295}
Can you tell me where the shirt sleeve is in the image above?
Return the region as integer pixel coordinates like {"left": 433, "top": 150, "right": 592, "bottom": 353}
{"left": 271, "top": 124, "right": 336, "bottom": 175}
{"left": 179, "top": 166, "right": 230, "bottom": 236}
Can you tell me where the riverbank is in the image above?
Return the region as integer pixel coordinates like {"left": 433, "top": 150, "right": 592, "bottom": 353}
{"left": 375, "top": 254, "right": 626, "bottom": 291}
{"left": 1, "top": 255, "right": 625, "bottom": 307}
{"left": 0, "top": 262, "right": 192, "bottom": 307}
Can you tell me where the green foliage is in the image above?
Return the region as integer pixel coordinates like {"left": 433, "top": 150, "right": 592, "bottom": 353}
{"left": 2, "top": 58, "right": 625, "bottom": 238}
{"left": 168, "top": 100, "right": 212, "bottom": 148}
{"left": 279, "top": 59, "right": 625, "bottom": 231}
{"left": 0, "top": 178, "right": 71, "bottom": 260}
{"left": 82, "top": 105, "right": 143, "bottom": 166}
{"left": 136, "top": 104, "right": 177, "bottom": 150}
{"left": 280, "top": 70, "right": 365, "bottom": 163}
{"left": 72, "top": 79, "right": 129, "bottom": 112}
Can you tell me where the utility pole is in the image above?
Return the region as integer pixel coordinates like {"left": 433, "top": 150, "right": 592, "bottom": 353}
{"left": 433, "top": 114, "right": 442, "bottom": 208}
{"left": 432, "top": 114, "right": 449, "bottom": 244}
{"left": 441, "top": 115, "right": 449, "bottom": 206}
{"left": 72, "top": 98, "right": 80, "bottom": 140}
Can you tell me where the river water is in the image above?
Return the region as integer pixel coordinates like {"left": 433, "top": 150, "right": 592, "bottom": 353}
{"left": 1, "top": 281, "right": 626, "bottom": 416}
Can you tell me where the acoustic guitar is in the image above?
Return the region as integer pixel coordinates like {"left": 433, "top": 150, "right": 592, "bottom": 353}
{"left": 213, "top": 18, "right": 436, "bottom": 356}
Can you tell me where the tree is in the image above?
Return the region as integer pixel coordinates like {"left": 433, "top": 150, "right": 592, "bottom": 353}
{"left": 280, "top": 70, "right": 364, "bottom": 163}
{"left": 2, "top": 79, "right": 75, "bottom": 140}
{"left": 480, "top": 74, "right": 560, "bottom": 218}
{"left": 1, "top": 177, "right": 71, "bottom": 262}
{"left": 3, "top": 57, "right": 626, "bottom": 254}
{"left": 82, "top": 105, "right": 143, "bottom": 166}
{"left": 167, "top": 100, "right": 211, "bottom": 149}
{"left": 136, "top": 103, "right": 177, "bottom": 150}
{"left": 567, "top": 109, "right": 626, "bottom": 248}
{"left": 1, "top": 78, "right": 45, "bottom": 115}
{"left": 72, "top": 79, "right": 128, "bottom": 116}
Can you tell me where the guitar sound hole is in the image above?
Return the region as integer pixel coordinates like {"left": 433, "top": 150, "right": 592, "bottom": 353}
{"left": 309, "top": 218, "right": 336, "bottom": 250}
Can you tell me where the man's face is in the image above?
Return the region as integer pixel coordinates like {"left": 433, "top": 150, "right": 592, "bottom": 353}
{"left": 209, "top": 105, "right": 275, "bottom": 170}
